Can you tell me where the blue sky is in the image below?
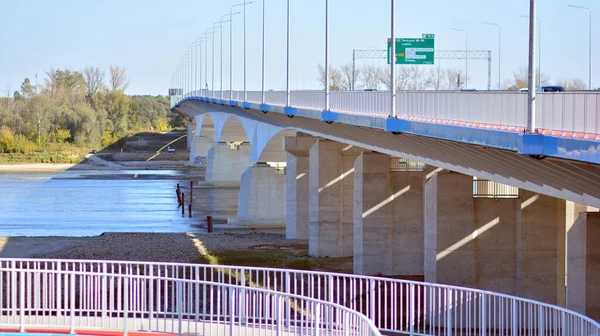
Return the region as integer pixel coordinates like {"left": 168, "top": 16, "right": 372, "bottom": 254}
{"left": 0, "top": 0, "right": 598, "bottom": 95}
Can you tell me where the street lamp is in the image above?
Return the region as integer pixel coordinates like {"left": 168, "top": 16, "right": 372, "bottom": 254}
{"left": 520, "top": 15, "right": 541, "bottom": 86}
{"left": 229, "top": 2, "right": 253, "bottom": 101}
{"left": 390, "top": 0, "right": 396, "bottom": 117}
{"left": 261, "top": 0, "right": 266, "bottom": 104}
{"left": 482, "top": 22, "right": 501, "bottom": 89}
{"left": 450, "top": 28, "right": 468, "bottom": 89}
{"left": 210, "top": 23, "right": 223, "bottom": 98}
{"left": 325, "top": 0, "right": 330, "bottom": 111}
{"left": 286, "top": 0, "right": 291, "bottom": 107}
{"left": 568, "top": 4, "right": 592, "bottom": 90}
{"left": 526, "top": 0, "right": 537, "bottom": 133}
{"left": 220, "top": 13, "right": 237, "bottom": 100}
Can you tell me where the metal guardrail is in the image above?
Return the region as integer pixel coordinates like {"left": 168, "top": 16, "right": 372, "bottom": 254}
{"left": 175, "top": 90, "right": 600, "bottom": 136}
{"left": 2, "top": 259, "right": 598, "bottom": 336}
{"left": 473, "top": 179, "right": 519, "bottom": 198}
{"left": 0, "top": 260, "right": 379, "bottom": 336}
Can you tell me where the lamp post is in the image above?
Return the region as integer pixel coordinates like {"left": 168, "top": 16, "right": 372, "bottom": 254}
{"left": 211, "top": 22, "right": 223, "bottom": 98}
{"left": 229, "top": 2, "right": 253, "bottom": 101}
{"left": 220, "top": 14, "right": 236, "bottom": 100}
{"left": 325, "top": 0, "right": 330, "bottom": 111}
{"left": 261, "top": 0, "right": 266, "bottom": 104}
{"left": 520, "top": 15, "right": 541, "bottom": 86}
{"left": 568, "top": 4, "right": 592, "bottom": 90}
{"left": 450, "top": 28, "right": 468, "bottom": 89}
{"left": 527, "top": 0, "right": 537, "bottom": 133}
{"left": 482, "top": 22, "right": 501, "bottom": 89}
{"left": 286, "top": 0, "right": 290, "bottom": 107}
{"left": 390, "top": 0, "right": 396, "bottom": 117}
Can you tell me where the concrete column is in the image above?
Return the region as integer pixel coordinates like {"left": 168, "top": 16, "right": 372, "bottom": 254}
{"left": 567, "top": 212, "right": 600, "bottom": 321}
{"left": 309, "top": 140, "right": 356, "bottom": 258}
{"left": 284, "top": 135, "right": 318, "bottom": 240}
{"left": 205, "top": 142, "right": 251, "bottom": 185}
{"left": 474, "top": 198, "right": 519, "bottom": 294}
{"left": 424, "top": 171, "right": 475, "bottom": 287}
{"left": 228, "top": 163, "right": 286, "bottom": 229}
{"left": 354, "top": 153, "right": 426, "bottom": 276}
{"left": 189, "top": 136, "right": 212, "bottom": 165}
{"left": 518, "top": 190, "right": 566, "bottom": 305}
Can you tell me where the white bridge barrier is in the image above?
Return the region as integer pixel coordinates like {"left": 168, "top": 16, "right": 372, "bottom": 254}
{"left": 180, "top": 90, "right": 600, "bottom": 137}
{"left": 1, "top": 259, "right": 598, "bottom": 336}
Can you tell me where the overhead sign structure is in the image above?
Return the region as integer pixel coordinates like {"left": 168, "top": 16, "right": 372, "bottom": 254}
{"left": 387, "top": 34, "right": 435, "bottom": 65}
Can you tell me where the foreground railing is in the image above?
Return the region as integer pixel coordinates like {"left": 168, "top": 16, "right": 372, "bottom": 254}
{"left": 1, "top": 259, "right": 598, "bottom": 336}
{"left": 175, "top": 90, "right": 600, "bottom": 137}
{"left": 0, "top": 262, "right": 379, "bottom": 336}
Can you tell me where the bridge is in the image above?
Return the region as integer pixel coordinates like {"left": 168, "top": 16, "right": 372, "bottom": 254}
{"left": 168, "top": 0, "right": 600, "bottom": 331}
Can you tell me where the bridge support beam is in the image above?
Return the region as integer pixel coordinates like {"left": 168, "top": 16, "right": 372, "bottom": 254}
{"left": 284, "top": 135, "right": 318, "bottom": 240}
{"left": 424, "top": 171, "right": 476, "bottom": 287}
{"left": 228, "top": 163, "right": 286, "bottom": 229}
{"left": 189, "top": 136, "right": 212, "bottom": 164}
{"left": 354, "top": 152, "right": 426, "bottom": 276}
{"left": 205, "top": 142, "right": 251, "bottom": 185}
{"left": 518, "top": 190, "right": 566, "bottom": 305}
{"left": 567, "top": 212, "right": 600, "bottom": 321}
{"left": 309, "top": 140, "right": 356, "bottom": 258}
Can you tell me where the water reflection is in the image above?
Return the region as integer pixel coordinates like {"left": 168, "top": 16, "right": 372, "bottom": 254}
{"left": 0, "top": 170, "right": 239, "bottom": 237}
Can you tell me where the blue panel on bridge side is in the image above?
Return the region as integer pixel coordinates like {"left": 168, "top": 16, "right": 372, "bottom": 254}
{"left": 259, "top": 104, "right": 271, "bottom": 112}
{"left": 385, "top": 118, "right": 522, "bottom": 151}
{"left": 229, "top": 100, "right": 238, "bottom": 107}
{"left": 321, "top": 110, "right": 339, "bottom": 122}
{"left": 242, "top": 102, "right": 252, "bottom": 109}
{"left": 518, "top": 133, "right": 545, "bottom": 155}
{"left": 551, "top": 136, "right": 600, "bottom": 164}
{"left": 284, "top": 106, "right": 298, "bottom": 116}
{"left": 219, "top": 99, "right": 227, "bottom": 106}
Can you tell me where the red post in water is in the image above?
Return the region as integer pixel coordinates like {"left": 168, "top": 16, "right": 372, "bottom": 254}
{"left": 207, "top": 216, "right": 213, "bottom": 233}
{"left": 181, "top": 192, "right": 185, "bottom": 215}
{"left": 190, "top": 181, "right": 193, "bottom": 204}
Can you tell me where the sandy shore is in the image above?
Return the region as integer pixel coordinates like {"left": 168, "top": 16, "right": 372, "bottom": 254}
{"left": 0, "top": 233, "right": 303, "bottom": 262}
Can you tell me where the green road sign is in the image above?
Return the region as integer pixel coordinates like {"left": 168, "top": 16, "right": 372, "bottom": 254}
{"left": 387, "top": 33, "right": 435, "bottom": 65}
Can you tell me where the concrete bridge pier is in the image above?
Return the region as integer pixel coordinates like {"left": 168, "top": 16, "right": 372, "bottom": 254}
{"left": 205, "top": 142, "right": 251, "bottom": 185}
{"left": 308, "top": 140, "right": 357, "bottom": 258}
{"left": 353, "top": 152, "right": 427, "bottom": 276}
{"left": 284, "top": 135, "right": 318, "bottom": 240}
{"left": 228, "top": 163, "right": 286, "bottom": 230}
{"left": 189, "top": 135, "right": 212, "bottom": 164}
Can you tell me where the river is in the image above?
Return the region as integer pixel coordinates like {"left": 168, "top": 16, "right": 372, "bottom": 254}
{"left": 0, "top": 169, "right": 239, "bottom": 237}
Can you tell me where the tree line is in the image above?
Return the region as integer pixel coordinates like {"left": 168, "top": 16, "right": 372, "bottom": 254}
{"left": 318, "top": 63, "right": 590, "bottom": 91}
{"left": 0, "top": 66, "right": 186, "bottom": 154}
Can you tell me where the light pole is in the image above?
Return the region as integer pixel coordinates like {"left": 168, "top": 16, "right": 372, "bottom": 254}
{"left": 527, "top": 0, "right": 537, "bottom": 133}
{"left": 568, "top": 4, "right": 592, "bottom": 90}
{"left": 286, "top": 0, "right": 290, "bottom": 107}
{"left": 229, "top": 2, "right": 253, "bottom": 101}
{"left": 520, "top": 15, "right": 541, "bottom": 86}
{"left": 482, "top": 22, "right": 501, "bottom": 89}
{"left": 450, "top": 28, "right": 468, "bottom": 89}
{"left": 325, "top": 0, "right": 330, "bottom": 111}
{"left": 203, "top": 30, "right": 214, "bottom": 97}
{"left": 390, "top": 0, "right": 396, "bottom": 117}
{"left": 261, "top": 0, "right": 266, "bottom": 104}
{"left": 211, "top": 22, "right": 225, "bottom": 98}
{"left": 220, "top": 14, "right": 236, "bottom": 100}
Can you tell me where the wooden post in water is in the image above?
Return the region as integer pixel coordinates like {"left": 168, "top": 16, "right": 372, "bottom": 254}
{"left": 181, "top": 192, "right": 185, "bottom": 215}
{"left": 207, "top": 216, "right": 213, "bottom": 233}
{"left": 188, "top": 204, "right": 192, "bottom": 218}
{"left": 189, "top": 181, "right": 193, "bottom": 204}
{"left": 176, "top": 183, "right": 182, "bottom": 207}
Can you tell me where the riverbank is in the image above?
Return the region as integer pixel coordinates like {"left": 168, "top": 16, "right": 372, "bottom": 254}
{"left": 0, "top": 160, "right": 194, "bottom": 172}
{"left": 0, "top": 233, "right": 353, "bottom": 273}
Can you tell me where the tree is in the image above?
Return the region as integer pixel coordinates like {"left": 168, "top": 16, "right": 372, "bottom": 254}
{"left": 341, "top": 63, "right": 360, "bottom": 90}
{"left": 20, "top": 78, "right": 35, "bottom": 99}
{"left": 317, "top": 64, "right": 344, "bottom": 90}
{"left": 360, "top": 65, "right": 381, "bottom": 90}
{"left": 44, "top": 68, "right": 86, "bottom": 102}
{"left": 558, "top": 78, "right": 587, "bottom": 91}
{"left": 103, "top": 90, "right": 130, "bottom": 138}
{"left": 505, "top": 66, "right": 550, "bottom": 90}
{"left": 109, "top": 65, "right": 130, "bottom": 92}
{"left": 83, "top": 66, "right": 105, "bottom": 96}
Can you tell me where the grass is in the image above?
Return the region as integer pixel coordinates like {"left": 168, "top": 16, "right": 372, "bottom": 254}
{"left": 0, "top": 152, "right": 86, "bottom": 163}
{"left": 195, "top": 249, "right": 353, "bottom": 273}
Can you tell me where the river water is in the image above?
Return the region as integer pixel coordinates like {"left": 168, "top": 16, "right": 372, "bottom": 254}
{"left": 0, "top": 169, "right": 239, "bottom": 237}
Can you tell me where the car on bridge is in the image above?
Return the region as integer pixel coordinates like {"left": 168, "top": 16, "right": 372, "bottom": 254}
{"left": 536, "top": 85, "right": 565, "bottom": 92}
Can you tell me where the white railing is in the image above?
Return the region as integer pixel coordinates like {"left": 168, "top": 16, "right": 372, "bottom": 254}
{"left": 0, "top": 259, "right": 379, "bottom": 336}
{"left": 3, "top": 259, "right": 598, "bottom": 336}
{"left": 176, "top": 90, "right": 600, "bottom": 136}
